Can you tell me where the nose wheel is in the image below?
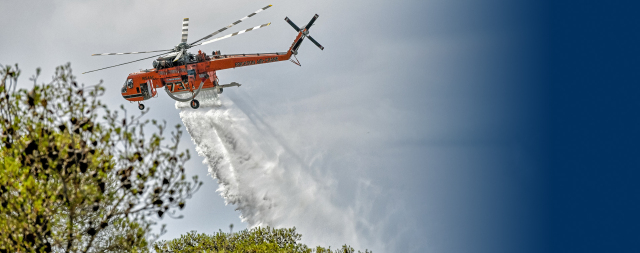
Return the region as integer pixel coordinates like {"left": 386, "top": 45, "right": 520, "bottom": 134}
{"left": 190, "top": 99, "right": 200, "bottom": 109}
{"left": 138, "top": 103, "right": 145, "bottom": 110}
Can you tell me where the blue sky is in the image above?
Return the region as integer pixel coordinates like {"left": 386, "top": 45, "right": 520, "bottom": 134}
{"left": 4, "top": 0, "right": 638, "bottom": 252}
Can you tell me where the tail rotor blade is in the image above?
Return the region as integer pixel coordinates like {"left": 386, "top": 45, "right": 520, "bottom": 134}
{"left": 304, "top": 14, "right": 319, "bottom": 30}
{"left": 181, "top": 18, "right": 189, "bottom": 43}
{"left": 292, "top": 37, "right": 305, "bottom": 52}
{"left": 285, "top": 17, "right": 300, "bottom": 32}
{"left": 307, "top": 36, "right": 324, "bottom": 50}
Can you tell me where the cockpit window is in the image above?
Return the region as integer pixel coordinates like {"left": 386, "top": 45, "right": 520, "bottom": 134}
{"left": 122, "top": 79, "right": 134, "bottom": 93}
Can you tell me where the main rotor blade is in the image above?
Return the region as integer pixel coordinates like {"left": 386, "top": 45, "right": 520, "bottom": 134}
{"left": 173, "top": 50, "right": 183, "bottom": 62}
{"left": 284, "top": 17, "right": 300, "bottom": 32}
{"left": 196, "top": 23, "right": 271, "bottom": 46}
{"left": 307, "top": 36, "right": 324, "bottom": 50}
{"left": 82, "top": 51, "right": 171, "bottom": 74}
{"left": 190, "top": 5, "right": 272, "bottom": 46}
{"left": 181, "top": 18, "right": 189, "bottom": 43}
{"left": 304, "top": 14, "right": 319, "bottom": 30}
{"left": 91, "top": 49, "right": 172, "bottom": 56}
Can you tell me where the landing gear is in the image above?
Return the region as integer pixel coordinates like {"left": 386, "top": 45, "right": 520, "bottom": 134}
{"left": 138, "top": 103, "right": 145, "bottom": 110}
{"left": 218, "top": 88, "right": 223, "bottom": 94}
{"left": 190, "top": 99, "right": 200, "bottom": 109}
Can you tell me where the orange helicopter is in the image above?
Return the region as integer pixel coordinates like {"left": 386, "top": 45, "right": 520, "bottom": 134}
{"left": 84, "top": 5, "right": 323, "bottom": 110}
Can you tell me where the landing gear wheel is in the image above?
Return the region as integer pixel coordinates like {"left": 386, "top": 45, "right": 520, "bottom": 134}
{"left": 138, "top": 104, "right": 145, "bottom": 110}
{"left": 190, "top": 99, "right": 200, "bottom": 109}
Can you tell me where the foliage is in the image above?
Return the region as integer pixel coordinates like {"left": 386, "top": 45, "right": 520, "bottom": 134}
{"left": 0, "top": 63, "right": 202, "bottom": 252}
{"left": 153, "top": 226, "right": 371, "bottom": 253}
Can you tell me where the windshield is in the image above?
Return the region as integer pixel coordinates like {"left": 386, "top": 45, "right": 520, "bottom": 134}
{"left": 122, "top": 79, "right": 133, "bottom": 93}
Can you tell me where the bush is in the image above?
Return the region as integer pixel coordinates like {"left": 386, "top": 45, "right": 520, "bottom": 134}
{"left": 154, "top": 226, "right": 371, "bottom": 253}
{"left": 0, "top": 63, "right": 201, "bottom": 252}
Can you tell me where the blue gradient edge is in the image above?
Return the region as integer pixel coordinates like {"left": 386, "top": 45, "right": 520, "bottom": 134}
{"left": 547, "top": 1, "right": 640, "bottom": 252}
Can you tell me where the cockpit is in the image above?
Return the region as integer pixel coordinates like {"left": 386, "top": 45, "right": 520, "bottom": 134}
{"left": 122, "top": 78, "right": 133, "bottom": 93}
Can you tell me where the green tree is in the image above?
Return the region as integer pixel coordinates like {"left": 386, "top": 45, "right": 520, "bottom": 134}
{"left": 0, "top": 63, "right": 202, "bottom": 252}
{"left": 153, "top": 226, "right": 371, "bottom": 253}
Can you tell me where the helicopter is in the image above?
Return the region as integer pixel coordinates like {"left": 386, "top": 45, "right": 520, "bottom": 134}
{"left": 84, "top": 5, "right": 324, "bottom": 110}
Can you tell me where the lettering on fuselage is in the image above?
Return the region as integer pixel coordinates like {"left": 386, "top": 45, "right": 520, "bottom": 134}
{"left": 235, "top": 57, "right": 278, "bottom": 67}
{"left": 166, "top": 81, "right": 188, "bottom": 93}
{"left": 158, "top": 67, "right": 186, "bottom": 76}
{"left": 141, "top": 76, "right": 153, "bottom": 80}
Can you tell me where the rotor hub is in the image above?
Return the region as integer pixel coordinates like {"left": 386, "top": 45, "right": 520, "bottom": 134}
{"left": 176, "top": 42, "right": 190, "bottom": 51}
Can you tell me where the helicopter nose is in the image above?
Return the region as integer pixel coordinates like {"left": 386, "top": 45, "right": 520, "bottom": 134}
{"left": 121, "top": 92, "right": 131, "bottom": 101}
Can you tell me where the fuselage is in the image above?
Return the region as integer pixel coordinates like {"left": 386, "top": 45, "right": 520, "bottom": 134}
{"left": 121, "top": 50, "right": 294, "bottom": 102}
{"left": 120, "top": 24, "right": 307, "bottom": 104}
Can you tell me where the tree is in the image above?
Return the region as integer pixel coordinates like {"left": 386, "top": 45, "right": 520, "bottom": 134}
{"left": 0, "top": 63, "right": 202, "bottom": 252}
{"left": 153, "top": 226, "right": 371, "bottom": 253}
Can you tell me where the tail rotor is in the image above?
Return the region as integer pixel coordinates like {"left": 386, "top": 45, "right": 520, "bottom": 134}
{"left": 286, "top": 14, "right": 324, "bottom": 55}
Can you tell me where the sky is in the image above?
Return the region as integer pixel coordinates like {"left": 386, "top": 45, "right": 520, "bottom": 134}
{"left": 10, "top": 0, "right": 638, "bottom": 252}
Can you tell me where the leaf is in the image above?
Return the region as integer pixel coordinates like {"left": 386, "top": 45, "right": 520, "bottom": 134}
{"left": 24, "top": 141, "right": 38, "bottom": 155}
{"left": 79, "top": 161, "right": 88, "bottom": 173}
